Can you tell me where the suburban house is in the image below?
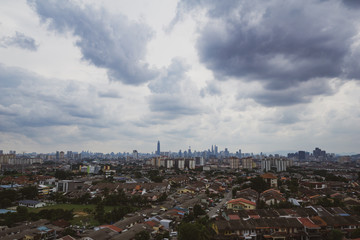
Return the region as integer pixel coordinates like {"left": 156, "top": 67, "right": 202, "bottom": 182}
{"left": 18, "top": 200, "right": 46, "bottom": 208}
{"left": 261, "top": 173, "right": 278, "bottom": 188}
{"left": 226, "top": 198, "right": 256, "bottom": 210}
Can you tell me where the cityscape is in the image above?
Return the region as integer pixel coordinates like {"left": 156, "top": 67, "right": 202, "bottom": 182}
{"left": 0, "top": 142, "right": 360, "bottom": 239}
{"left": 1, "top": 0, "right": 360, "bottom": 240}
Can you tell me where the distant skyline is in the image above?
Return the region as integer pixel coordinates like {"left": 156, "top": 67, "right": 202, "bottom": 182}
{"left": 1, "top": 0, "right": 360, "bottom": 154}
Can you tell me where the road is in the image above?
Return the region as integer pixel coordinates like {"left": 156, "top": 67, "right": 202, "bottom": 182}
{"left": 207, "top": 191, "right": 232, "bottom": 217}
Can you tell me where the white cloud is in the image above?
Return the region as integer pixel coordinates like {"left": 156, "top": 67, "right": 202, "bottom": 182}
{"left": 0, "top": 0, "right": 359, "bottom": 154}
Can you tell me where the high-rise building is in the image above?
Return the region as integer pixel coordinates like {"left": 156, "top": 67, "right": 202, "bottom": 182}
{"left": 261, "top": 159, "right": 271, "bottom": 172}
{"left": 313, "top": 147, "right": 326, "bottom": 159}
{"left": 178, "top": 159, "right": 185, "bottom": 170}
{"left": 298, "top": 151, "right": 305, "bottom": 160}
{"left": 133, "top": 150, "right": 138, "bottom": 159}
{"left": 261, "top": 157, "right": 291, "bottom": 172}
{"left": 242, "top": 157, "right": 253, "bottom": 170}
{"left": 56, "top": 151, "right": 60, "bottom": 160}
{"left": 229, "top": 157, "right": 241, "bottom": 169}
{"left": 224, "top": 148, "right": 229, "bottom": 157}
{"left": 156, "top": 140, "right": 160, "bottom": 155}
{"left": 67, "top": 151, "right": 73, "bottom": 159}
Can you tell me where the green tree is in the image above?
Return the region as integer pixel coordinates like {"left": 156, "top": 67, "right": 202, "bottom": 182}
{"left": 95, "top": 202, "right": 105, "bottom": 224}
{"left": 351, "top": 228, "right": 360, "bottom": 239}
{"left": 178, "top": 222, "right": 210, "bottom": 240}
{"left": 16, "top": 206, "right": 28, "bottom": 222}
{"left": 158, "top": 192, "right": 167, "bottom": 202}
{"left": 62, "top": 228, "right": 78, "bottom": 238}
{"left": 135, "top": 230, "right": 150, "bottom": 240}
{"left": 327, "top": 229, "right": 344, "bottom": 240}
{"left": 0, "top": 189, "right": 19, "bottom": 208}
{"left": 20, "top": 186, "right": 38, "bottom": 200}
{"left": 250, "top": 177, "right": 269, "bottom": 193}
{"left": 193, "top": 204, "right": 206, "bottom": 218}
{"left": 55, "top": 170, "right": 73, "bottom": 180}
{"left": 134, "top": 171, "right": 142, "bottom": 178}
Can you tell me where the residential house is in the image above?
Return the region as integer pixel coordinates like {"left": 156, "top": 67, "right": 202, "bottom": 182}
{"left": 226, "top": 198, "right": 256, "bottom": 210}
{"left": 18, "top": 200, "right": 46, "bottom": 208}
{"left": 261, "top": 173, "right": 278, "bottom": 188}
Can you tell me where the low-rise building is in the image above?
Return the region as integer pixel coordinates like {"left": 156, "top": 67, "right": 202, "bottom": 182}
{"left": 226, "top": 198, "right": 256, "bottom": 210}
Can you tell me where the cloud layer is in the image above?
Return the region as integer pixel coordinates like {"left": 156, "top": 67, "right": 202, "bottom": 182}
{"left": 173, "top": 0, "right": 360, "bottom": 106}
{"left": 28, "top": 0, "right": 158, "bottom": 85}
{"left": 0, "top": 31, "right": 38, "bottom": 51}
{"left": 0, "top": 0, "right": 359, "bottom": 154}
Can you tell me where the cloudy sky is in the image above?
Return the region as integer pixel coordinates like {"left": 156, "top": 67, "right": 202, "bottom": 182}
{"left": 1, "top": 0, "right": 360, "bottom": 155}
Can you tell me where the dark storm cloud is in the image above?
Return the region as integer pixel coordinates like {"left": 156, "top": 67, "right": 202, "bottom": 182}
{"left": 0, "top": 64, "right": 104, "bottom": 136}
{"left": 27, "top": 0, "right": 158, "bottom": 85}
{"left": 342, "top": 0, "right": 360, "bottom": 8}
{"left": 245, "top": 78, "right": 334, "bottom": 107}
{"left": 174, "top": 0, "right": 360, "bottom": 106}
{"left": 0, "top": 31, "right": 38, "bottom": 51}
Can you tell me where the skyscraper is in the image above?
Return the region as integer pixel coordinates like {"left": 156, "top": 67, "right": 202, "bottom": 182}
{"left": 157, "top": 140, "right": 160, "bottom": 155}
{"left": 298, "top": 151, "right": 305, "bottom": 160}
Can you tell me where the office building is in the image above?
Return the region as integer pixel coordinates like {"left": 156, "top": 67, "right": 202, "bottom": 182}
{"left": 156, "top": 141, "right": 160, "bottom": 155}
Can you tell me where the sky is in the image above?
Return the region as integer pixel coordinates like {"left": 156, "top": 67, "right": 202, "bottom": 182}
{"left": 0, "top": 0, "right": 360, "bottom": 155}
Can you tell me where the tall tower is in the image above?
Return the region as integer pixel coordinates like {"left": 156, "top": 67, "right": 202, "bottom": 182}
{"left": 157, "top": 140, "right": 160, "bottom": 155}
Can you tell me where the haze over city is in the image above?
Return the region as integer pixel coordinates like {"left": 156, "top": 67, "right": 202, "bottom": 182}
{"left": 1, "top": 0, "right": 360, "bottom": 154}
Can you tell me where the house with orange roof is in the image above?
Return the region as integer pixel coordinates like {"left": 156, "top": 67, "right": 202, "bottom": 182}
{"left": 226, "top": 198, "right": 256, "bottom": 210}
{"left": 297, "top": 217, "right": 321, "bottom": 239}
{"left": 260, "top": 189, "right": 286, "bottom": 206}
{"left": 99, "top": 225, "right": 122, "bottom": 233}
{"left": 261, "top": 173, "right": 278, "bottom": 188}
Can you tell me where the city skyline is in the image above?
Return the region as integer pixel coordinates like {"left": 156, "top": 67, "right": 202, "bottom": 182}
{"left": 1, "top": 0, "right": 360, "bottom": 154}
{"left": 0, "top": 143, "right": 355, "bottom": 157}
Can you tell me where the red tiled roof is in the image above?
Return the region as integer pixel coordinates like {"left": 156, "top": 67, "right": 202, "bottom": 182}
{"left": 298, "top": 218, "right": 320, "bottom": 229}
{"left": 262, "top": 188, "right": 280, "bottom": 194}
{"left": 100, "top": 225, "right": 123, "bottom": 232}
{"left": 228, "top": 215, "right": 240, "bottom": 220}
{"left": 261, "top": 173, "right": 277, "bottom": 179}
{"left": 145, "top": 221, "right": 157, "bottom": 227}
{"left": 227, "top": 198, "right": 256, "bottom": 206}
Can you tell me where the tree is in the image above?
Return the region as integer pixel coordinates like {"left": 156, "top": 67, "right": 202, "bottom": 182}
{"left": 178, "top": 222, "right": 210, "bottom": 240}
{"left": 135, "top": 230, "right": 150, "bottom": 240}
{"left": 62, "top": 228, "right": 78, "bottom": 238}
{"left": 193, "top": 204, "right": 206, "bottom": 218}
{"left": 95, "top": 202, "right": 105, "bottom": 224}
{"left": 257, "top": 200, "right": 267, "bottom": 209}
{"left": 20, "top": 186, "right": 38, "bottom": 200}
{"left": 16, "top": 206, "right": 28, "bottom": 222}
{"left": 351, "top": 228, "right": 360, "bottom": 239}
{"left": 327, "top": 229, "right": 344, "bottom": 240}
{"left": 55, "top": 170, "right": 73, "bottom": 180}
{"left": 134, "top": 171, "right": 142, "bottom": 178}
{"left": 0, "top": 189, "right": 19, "bottom": 208}
{"left": 250, "top": 177, "right": 269, "bottom": 193}
{"left": 158, "top": 192, "right": 167, "bottom": 202}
